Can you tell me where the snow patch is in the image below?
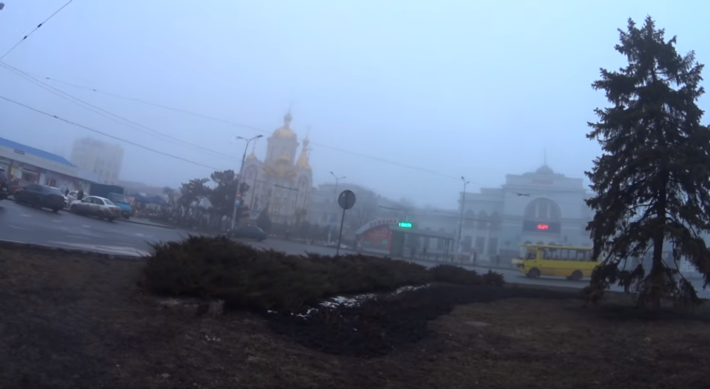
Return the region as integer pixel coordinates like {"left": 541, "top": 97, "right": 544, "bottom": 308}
{"left": 272, "top": 284, "right": 432, "bottom": 320}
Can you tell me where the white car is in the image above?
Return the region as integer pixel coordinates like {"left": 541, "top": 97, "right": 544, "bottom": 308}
{"left": 69, "top": 195, "right": 122, "bottom": 221}
{"left": 66, "top": 190, "right": 78, "bottom": 205}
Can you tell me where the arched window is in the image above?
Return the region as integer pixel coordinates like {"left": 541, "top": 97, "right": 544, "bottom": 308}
{"left": 522, "top": 198, "right": 562, "bottom": 233}
{"left": 524, "top": 198, "right": 561, "bottom": 221}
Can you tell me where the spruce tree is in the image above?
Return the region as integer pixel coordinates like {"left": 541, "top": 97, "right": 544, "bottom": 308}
{"left": 586, "top": 16, "right": 710, "bottom": 307}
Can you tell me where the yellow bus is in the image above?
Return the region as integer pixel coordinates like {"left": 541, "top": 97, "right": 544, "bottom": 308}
{"left": 516, "top": 244, "right": 599, "bottom": 281}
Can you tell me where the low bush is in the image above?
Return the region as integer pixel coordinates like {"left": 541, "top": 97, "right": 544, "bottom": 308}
{"left": 140, "top": 235, "right": 505, "bottom": 311}
{"left": 429, "top": 264, "right": 482, "bottom": 285}
{"left": 482, "top": 269, "right": 506, "bottom": 286}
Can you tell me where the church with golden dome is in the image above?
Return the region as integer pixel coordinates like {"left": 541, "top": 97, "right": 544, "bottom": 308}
{"left": 241, "top": 112, "right": 313, "bottom": 224}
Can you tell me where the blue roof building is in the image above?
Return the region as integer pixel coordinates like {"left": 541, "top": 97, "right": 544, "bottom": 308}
{"left": 0, "top": 137, "right": 97, "bottom": 191}
{"left": 0, "top": 137, "right": 75, "bottom": 167}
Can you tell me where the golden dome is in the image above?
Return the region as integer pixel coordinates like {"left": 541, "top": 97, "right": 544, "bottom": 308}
{"left": 272, "top": 112, "right": 297, "bottom": 140}
{"left": 246, "top": 151, "right": 258, "bottom": 160}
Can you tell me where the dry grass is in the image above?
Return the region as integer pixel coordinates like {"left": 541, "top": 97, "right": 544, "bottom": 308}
{"left": 1, "top": 245, "right": 709, "bottom": 389}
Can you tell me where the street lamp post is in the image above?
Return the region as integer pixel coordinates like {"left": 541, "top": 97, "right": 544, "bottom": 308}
{"left": 330, "top": 171, "right": 346, "bottom": 200}
{"left": 230, "top": 134, "right": 263, "bottom": 230}
{"left": 456, "top": 176, "right": 470, "bottom": 257}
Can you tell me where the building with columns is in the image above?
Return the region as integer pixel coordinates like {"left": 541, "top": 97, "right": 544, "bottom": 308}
{"left": 457, "top": 164, "right": 594, "bottom": 260}
{"left": 240, "top": 113, "right": 314, "bottom": 224}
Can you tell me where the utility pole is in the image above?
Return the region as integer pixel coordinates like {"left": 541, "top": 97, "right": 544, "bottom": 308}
{"left": 330, "top": 171, "right": 346, "bottom": 200}
{"left": 328, "top": 171, "right": 346, "bottom": 243}
{"left": 230, "top": 135, "right": 262, "bottom": 230}
{"left": 456, "top": 176, "right": 470, "bottom": 257}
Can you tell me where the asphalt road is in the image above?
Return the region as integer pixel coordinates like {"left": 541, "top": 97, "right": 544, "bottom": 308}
{"left": 0, "top": 199, "right": 186, "bottom": 257}
{"left": 2, "top": 199, "right": 707, "bottom": 297}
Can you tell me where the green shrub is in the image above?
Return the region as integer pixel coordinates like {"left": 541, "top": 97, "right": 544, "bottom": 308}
{"left": 141, "top": 236, "right": 505, "bottom": 311}
{"left": 428, "top": 264, "right": 482, "bottom": 285}
{"left": 305, "top": 253, "right": 433, "bottom": 295}
{"left": 482, "top": 270, "right": 505, "bottom": 286}
{"left": 142, "top": 236, "right": 331, "bottom": 310}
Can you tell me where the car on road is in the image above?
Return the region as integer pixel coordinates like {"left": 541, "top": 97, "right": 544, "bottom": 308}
{"left": 8, "top": 178, "right": 30, "bottom": 196}
{"left": 0, "top": 168, "right": 8, "bottom": 201}
{"left": 227, "top": 225, "right": 266, "bottom": 241}
{"left": 13, "top": 184, "right": 66, "bottom": 213}
{"left": 69, "top": 195, "right": 122, "bottom": 221}
{"left": 66, "top": 190, "right": 78, "bottom": 206}
{"left": 105, "top": 192, "right": 133, "bottom": 219}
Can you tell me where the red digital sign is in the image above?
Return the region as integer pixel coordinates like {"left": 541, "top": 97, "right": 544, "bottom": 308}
{"left": 523, "top": 221, "right": 560, "bottom": 233}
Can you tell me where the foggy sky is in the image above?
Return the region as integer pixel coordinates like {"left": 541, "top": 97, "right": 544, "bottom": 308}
{"left": 1, "top": 0, "right": 709, "bottom": 208}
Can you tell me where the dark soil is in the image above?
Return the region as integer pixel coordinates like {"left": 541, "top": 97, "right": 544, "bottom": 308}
{"left": 268, "top": 285, "right": 574, "bottom": 358}
{"left": 2, "top": 244, "right": 710, "bottom": 389}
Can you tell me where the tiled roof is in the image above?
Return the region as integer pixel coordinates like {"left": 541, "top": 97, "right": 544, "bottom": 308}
{"left": 0, "top": 137, "right": 75, "bottom": 167}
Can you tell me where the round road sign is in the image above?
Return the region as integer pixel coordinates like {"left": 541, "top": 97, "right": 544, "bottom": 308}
{"left": 338, "top": 190, "right": 356, "bottom": 210}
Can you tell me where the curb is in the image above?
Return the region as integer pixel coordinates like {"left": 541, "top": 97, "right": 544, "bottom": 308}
{"left": 0, "top": 239, "right": 143, "bottom": 261}
{"left": 118, "top": 218, "right": 175, "bottom": 230}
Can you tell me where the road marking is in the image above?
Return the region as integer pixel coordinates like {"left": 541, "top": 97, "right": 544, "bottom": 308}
{"left": 47, "top": 241, "right": 150, "bottom": 257}
{"left": 7, "top": 225, "right": 31, "bottom": 230}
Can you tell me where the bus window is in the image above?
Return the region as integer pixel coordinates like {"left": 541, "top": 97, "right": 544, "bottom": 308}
{"left": 558, "top": 249, "right": 570, "bottom": 260}
{"left": 526, "top": 250, "right": 537, "bottom": 259}
{"left": 584, "top": 251, "right": 592, "bottom": 261}
{"left": 575, "top": 250, "right": 586, "bottom": 261}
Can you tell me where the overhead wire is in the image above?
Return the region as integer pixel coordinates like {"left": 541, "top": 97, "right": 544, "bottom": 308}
{"left": 4, "top": 69, "right": 592, "bottom": 208}
{"left": 0, "top": 95, "right": 222, "bottom": 171}
{"left": 0, "top": 0, "right": 74, "bottom": 61}
{"left": 0, "top": 62, "right": 241, "bottom": 162}
{"left": 37, "top": 74, "right": 480, "bottom": 184}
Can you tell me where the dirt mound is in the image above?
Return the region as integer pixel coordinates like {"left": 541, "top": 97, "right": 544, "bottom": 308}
{"left": 267, "top": 284, "right": 574, "bottom": 358}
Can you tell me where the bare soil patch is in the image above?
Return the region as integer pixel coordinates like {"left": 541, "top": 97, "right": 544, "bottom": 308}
{"left": 1, "top": 245, "right": 710, "bottom": 388}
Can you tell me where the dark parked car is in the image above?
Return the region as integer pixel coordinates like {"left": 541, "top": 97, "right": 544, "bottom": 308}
{"left": 14, "top": 184, "right": 66, "bottom": 212}
{"left": 0, "top": 168, "right": 8, "bottom": 201}
{"left": 227, "top": 225, "right": 266, "bottom": 241}
{"left": 8, "top": 178, "right": 30, "bottom": 196}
